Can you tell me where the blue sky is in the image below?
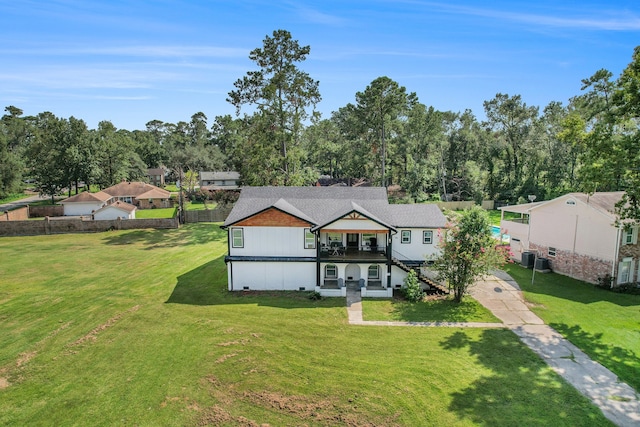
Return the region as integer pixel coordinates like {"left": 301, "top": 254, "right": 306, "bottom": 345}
{"left": 1, "top": 0, "right": 639, "bottom": 130}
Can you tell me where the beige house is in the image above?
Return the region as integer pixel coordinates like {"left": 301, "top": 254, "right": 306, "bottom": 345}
{"left": 103, "top": 181, "right": 172, "bottom": 209}
{"left": 60, "top": 191, "right": 113, "bottom": 216}
{"left": 500, "top": 192, "right": 639, "bottom": 285}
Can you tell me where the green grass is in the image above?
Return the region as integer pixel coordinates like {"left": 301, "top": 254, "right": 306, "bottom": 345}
{"left": 0, "top": 193, "right": 28, "bottom": 204}
{"left": 362, "top": 296, "right": 500, "bottom": 323}
{"left": 0, "top": 226, "right": 612, "bottom": 426}
{"left": 135, "top": 207, "right": 177, "bottom": 219}
{"left": 185, "top": 201, "right": 217, "bottom": 211}
{"left": 164, "top": 184, "right": 179, "bottom": 192}
{"left": 487, "top": 210, "right": 521, "bottom": 226}
{"left": 504, "top": 264, "right": 640, "bottom": 392}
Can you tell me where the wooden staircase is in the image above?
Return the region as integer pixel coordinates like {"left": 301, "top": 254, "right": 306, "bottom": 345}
{"left": 391, "top": 257, "right": 449, "bottom": 295}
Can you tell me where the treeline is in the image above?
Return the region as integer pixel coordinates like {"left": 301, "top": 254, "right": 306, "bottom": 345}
{"left": 1, "top": 30, "right": 639, "bottom": 220}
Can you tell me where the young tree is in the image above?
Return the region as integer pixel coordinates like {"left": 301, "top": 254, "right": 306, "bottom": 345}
{"left": 432, "top": 206, "right": 509, "bottom": 302}
{"left": 227, "top": 29, "right": 321, "bottom": 185}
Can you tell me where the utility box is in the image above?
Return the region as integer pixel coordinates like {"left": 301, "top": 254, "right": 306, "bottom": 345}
{"left": 521, "top": 251, "right": 535, "bottom": 268}
{"left": 535, "top": 257, "right": 550, "bottom": 271}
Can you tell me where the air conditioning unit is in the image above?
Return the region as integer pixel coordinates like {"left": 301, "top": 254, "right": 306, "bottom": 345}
{"left": 521, "top": 252, "right": 535, "bottom": 268}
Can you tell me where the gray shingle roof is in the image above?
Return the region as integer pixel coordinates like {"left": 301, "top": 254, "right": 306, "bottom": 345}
{"left": 223, "top": 186, "right": 446, "bottom": 229}
{"left": 200, "top": 171, "right": 240, "bottom": 181}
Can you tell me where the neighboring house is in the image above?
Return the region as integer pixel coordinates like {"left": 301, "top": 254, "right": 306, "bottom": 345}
{"left": 60, "top": 191, "right": 113, "bottom": 216}
{"left": 222, "top": 186, "right": 447, "bottom": 297}
{"left": 93, "top": 201, "right": 136, "bottom": 220}
{"left": 500, "top": 191, "right": 639, "bottom": 285}
{"left": 200, "top": 171, "right": 240, "bottom": 190}
{"left": 147, "top": 167, "right": 167, "bottom": 187}
{"left": 103, "top": 181, "right": 172, "bottom": 209}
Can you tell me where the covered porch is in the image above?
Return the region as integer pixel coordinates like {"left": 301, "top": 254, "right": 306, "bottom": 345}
{"left": 317, "top": 261, "right": 392, "bottom": 298}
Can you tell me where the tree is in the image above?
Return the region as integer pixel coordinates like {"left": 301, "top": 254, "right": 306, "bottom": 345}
{"left": 227, "top": 29, "right": 321, "bottom": 185}
{"left": 432, "top": 207, "right": 509, "bottom": 302}
{"left": 611, "top": 46, "right": 640, "bottom": 224}
{"left": 354, "top": 76, "right": 415, "bottom": 187}
{"left": 483, "top": 94, "right": 539, "bottom": 201}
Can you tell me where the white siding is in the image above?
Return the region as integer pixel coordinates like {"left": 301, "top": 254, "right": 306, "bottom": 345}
{"left": 529, "top": 197, "right": 617, "bottom": 262}
{"left": 230, "top": 261, "right": 315, "bottom": 291}
{"left": 94, "top": 207, "right": 135, "bottom": 220}
{"left": 229, "top": 226, "right": 316, "bottom": 257}
{"left": 325, "top": 218, "right": 387, "bottom": 231}
{"left": 62, "top": 202, "right": 105, "bottom": 216}
{"left": 392, "top": 229, "right": 441, "bottom": 261}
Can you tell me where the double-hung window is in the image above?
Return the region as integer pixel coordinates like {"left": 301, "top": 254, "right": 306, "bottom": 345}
{"left": 231, "top": 228, "right": 244, "bottom": 248}
{"left": 624, "top": 227, "right": 638, "bottom": 245}
{"left": 401, "top": 230, "right": 411, "bottom": 244}
{"left": 423, "top": 230, "right": 433, "bottom": 244}
{"left": 325, "top": 264, "right": 337, "bottom": 279}
{"left": 304, "top": 228, "right": 315, "bottom": 249}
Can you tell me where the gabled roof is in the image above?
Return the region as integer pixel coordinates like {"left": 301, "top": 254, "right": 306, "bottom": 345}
{"left": 311, "top": 201, "right": 395, "bottom": 232}
{"left": 136, "top": 187, "right": 171, "bottom": 200}
{"left": 60, "top": 191, "right": 112, "bottom": 204}
{"left": 103, "top": 181, "right": 169, "bottom": 198}
{"left": 499, "top": 192, "right": 625, "bottom": 219}
{"left": 223, "top": 186, "right": 447, "bottom": 230}
{"left": 387, "top": 204, "right": 448, "bottom": 228}
{"left": 200, "top": 171, "right": 240, "bottom": 181}
{"left": 95, "top": 201, "right": 137, "bottom": 214}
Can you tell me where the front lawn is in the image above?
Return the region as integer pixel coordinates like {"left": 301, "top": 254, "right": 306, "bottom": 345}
{"left": 504, "top": 264, "right": 640, "bottom": 392}
{"left": 0, "top": 226, "right": 611, "bottom": 426}
{"left": 362, "top": 296, "right": 499, "bottom": 323}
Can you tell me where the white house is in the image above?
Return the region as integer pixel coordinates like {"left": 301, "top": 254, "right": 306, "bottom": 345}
{"left": 500, "top": 191, "right": 639, "bottom": 285}
{"left": 60, "top": 191, "right": 113, "bottom": 216}
{"left": 222, "top": 187, "right": 448, "bottom": 297}
{"left": 200, "top": 171, "right": 240, "bottom": 189}
{"left": 93, "top": 201, "right": 137, "bottom": 220}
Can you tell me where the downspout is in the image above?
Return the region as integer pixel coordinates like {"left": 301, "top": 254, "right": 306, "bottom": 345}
{"left": 570, "top": 215, "right": 578, "bottom": 278}
{"left": 612, "top": 227, "right": 622, "bottom": 281}
{"left": 315, "top": 230, "right": 321, "bottom": 288}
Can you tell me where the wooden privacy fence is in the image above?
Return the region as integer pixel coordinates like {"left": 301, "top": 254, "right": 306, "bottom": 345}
{"left": 434, "top": 200, "right": 495, "bottom": 210}
{"left": 0, "top": 216, "right": 179, "bottom": 237}
{"left": 184, "top": 206, "right": 232, "bottom": 223}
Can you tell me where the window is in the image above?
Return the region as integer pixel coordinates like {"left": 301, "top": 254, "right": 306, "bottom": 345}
{"left": 548, "top": 247, "right": 556, "bottom": 257}
{"left": 423, "top": 230, "right": 433, "bottom": 244}
{"left": 401, "top": 230, "right": 411, "bottom": 244}
{"left": 368, "top": 265, "right": 379, "bottom": 279}
{"left": 624, "top": 227, "right": 637, "bottom": 245}
{"left": 231, "top": 228, "right": 244, "bottom": 248}
{"left": 304, "top": 228, "right": 315, "bottom": 249}
{"left": 618, "top": 258, "right": 634, "bottom": 284}
{"left": 325, "top": 264, "right": 337, "bottom": 278}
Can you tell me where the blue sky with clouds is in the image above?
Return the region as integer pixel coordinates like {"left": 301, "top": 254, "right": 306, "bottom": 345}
{"left": 1, "top": 1, "right": 639, "bottom": 130}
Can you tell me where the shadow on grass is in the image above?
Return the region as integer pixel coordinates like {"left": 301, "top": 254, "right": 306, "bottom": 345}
{"left": 504, "top": 265, "right": 640, "bottom": 307}
{"left": 441, "top": 330, "right": 611, "bottom": 426}
{"left": 101, "top": 224, "right": 226, "bottom": 250}
{"left": 550, "top": 322, "right": 640, "bottom": 392}
{"left": 165, "top": 257, "right": 344, "bottom": 309}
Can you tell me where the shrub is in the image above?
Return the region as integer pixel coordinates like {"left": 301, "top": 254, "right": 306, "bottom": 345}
{"left": 308, "top": 291, "right": 322, "bottom": 300}
{"left": 402, "top": 270, "right": 424, "bottom": 302}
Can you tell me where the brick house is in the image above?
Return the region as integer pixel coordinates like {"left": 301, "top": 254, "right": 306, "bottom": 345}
{"left": 500, "top": 192, "right": 639, "bottom": 285}
{"left": 103, "top": 181, "right": 172, "bottom": 209}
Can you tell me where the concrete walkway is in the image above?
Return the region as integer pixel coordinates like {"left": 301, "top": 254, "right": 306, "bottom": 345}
{"left": 346, "top": 273, "right": 640, "bottom": 427}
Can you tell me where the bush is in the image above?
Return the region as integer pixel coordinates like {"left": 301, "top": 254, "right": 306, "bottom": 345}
{"left": 402, "top": 270, "right": 424, "bottom": 302}
{"left": 308, "top": 291, "right": 322, "bottom": 300}
{"left": 595, "top": 274, "right": 614, "bottom": 290}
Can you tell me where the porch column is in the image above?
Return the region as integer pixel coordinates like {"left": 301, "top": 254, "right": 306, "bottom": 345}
{"left": 315, "top": 231, "right": 321, "bottom": 287}
{"left": 386, "top": 233, "right": 392, "bottom": 287}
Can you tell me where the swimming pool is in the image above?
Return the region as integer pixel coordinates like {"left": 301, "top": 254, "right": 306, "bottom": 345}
{"left": 491, "top": 225, "right": 510, "bottom": 241}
